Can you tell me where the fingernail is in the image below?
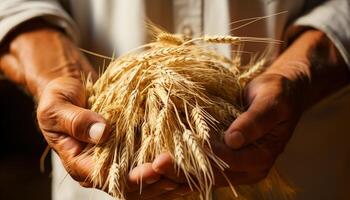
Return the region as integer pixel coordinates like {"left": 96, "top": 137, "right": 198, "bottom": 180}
{"left": 227, "top": 131, "right": 245, "bottom": 148}
{"left": 146, "top": 178, "right": 158, "bottom": 184}
{"left": 89, "top": 122, "right": 106, "bottom": 142}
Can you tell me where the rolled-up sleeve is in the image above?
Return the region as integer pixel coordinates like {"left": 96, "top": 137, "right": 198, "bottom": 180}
{"left": 0, "top": 0, "right": 79, "bottom": 43}
{"left": 287, "top": 0, "right": 350, "bottom": 67}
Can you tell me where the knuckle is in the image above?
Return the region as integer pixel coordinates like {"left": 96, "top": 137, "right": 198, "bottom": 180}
{"left": 42, "top": 132, "right": 64, "bottom": 150}
{"left": 69, "top": 109, "right": 89, "bottom": 138}
{"left": 37, "top": 102, "right": 58, "bottom": 130}
{"left": 37, "top": 104, "right": 53, "bottom": 121}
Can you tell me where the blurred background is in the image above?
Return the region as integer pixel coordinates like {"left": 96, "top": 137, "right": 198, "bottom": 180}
{"left": 0, "top": 77, "right": 51, "bottom": 200}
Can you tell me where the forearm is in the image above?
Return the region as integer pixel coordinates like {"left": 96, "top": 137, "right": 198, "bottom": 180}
{"left": 0, "top": 19, "right": 93, "bottom": 100}
{"left": 267, "top": 29, "right": 350, "bottom": 109}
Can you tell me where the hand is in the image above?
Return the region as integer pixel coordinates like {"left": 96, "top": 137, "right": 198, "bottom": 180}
{"left": 142, "top": 72, "right": 303, "bottom": 199}
{"left": 37, "top": 77, "right": 110, "bottom": 182}
{"left": 131, "top": 29, "right": 350, "bottom": 199}
{"left": 0, "top": 21, "right": 110, "bottom": 184}
{"left": 39, "top": 78, "right": 182, "bottom": 199}
{"left": 218, "top": 72, "right": 303, "bottom": 184}
{"left": 0, "top": 20, "right": 187, "bottom": 199}
{"left": 125, "top": 153, "right": 192, "bottom": 200}
{"left": 222, "top": 29, "right": 349, "bottom": 184}
{"left": 124, "top": 153, "right": 190, "bottom": 200}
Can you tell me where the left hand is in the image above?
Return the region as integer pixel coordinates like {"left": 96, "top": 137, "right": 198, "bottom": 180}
{"left": 218, "top": 70, "right": 303, "bottom": 184}
{"left": 136, "top": 29, "right": 350, "bottom": 199}
{"left": 144, "top": 70, "right": 304, "bottom": 200}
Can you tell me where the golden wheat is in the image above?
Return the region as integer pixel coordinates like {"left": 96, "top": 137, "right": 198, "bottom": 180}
{"left": 84, "top": 28, "right": 293, "bottom": 200}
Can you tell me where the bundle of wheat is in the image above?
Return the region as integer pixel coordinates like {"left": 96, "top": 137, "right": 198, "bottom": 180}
{"left": 83, "top": 29, "right": 292, "bottom": 200}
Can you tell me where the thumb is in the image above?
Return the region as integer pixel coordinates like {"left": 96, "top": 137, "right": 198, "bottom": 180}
{"left": 224, "top": 93, "right": 282, "bottom": 149}
{"left": 37, "top": 77, "right": 109, "bottom": 144}
{"left": 55, "top": 103, "right": 109, "bottom": 143}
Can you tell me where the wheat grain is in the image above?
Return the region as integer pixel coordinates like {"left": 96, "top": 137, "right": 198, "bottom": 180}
{"left": 157, "top": 32, "right": 185, "bottom": 45}
{"left": 203, "top": 35, "right": 241, "bottom": 44}
{"left": 191, "top": 105, "right": 210, "bottom": 144}
{"left": 84, "top": 28, "right": 292, "bottom": 200}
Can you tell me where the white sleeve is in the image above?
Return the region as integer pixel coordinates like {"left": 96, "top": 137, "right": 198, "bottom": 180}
{"left": 0, "top": 0, "right": 79, "bottom": 43}
{"left": 287, "top": 0, "right": 350, "bottom": 67}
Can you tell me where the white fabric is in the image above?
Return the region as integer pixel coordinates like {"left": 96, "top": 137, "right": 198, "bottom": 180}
{"left": 293, "top": 0, "right": 350, "bottom": 66}
{"left": 0, "top": 0, "right": 78, "bottom": 42}
{"left": 0, "top": 0, "right": 349, "bottom": 199}
{"left": 52, "top": 151, "right": 112, "bottom": 200}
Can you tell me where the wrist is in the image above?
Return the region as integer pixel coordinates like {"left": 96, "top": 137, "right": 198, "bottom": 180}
{"left": 6, "top": 25, "right": 83, "bottom": 99}
{"left": 266, "top": 29, "right": 349, "bottom": 109}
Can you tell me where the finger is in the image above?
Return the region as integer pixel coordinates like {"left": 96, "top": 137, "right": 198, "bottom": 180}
{"left": 224, "top": 91, "right": 283, "bottom": 149}
{"left": 67, "top": 152, "right": 95, "bottom": 183}
{"left": 37, "top": 77, "right": 109, "bottom": 144}
{"left": 51, "top": 133, "right": 94, "bottom": 182}
{"left": 128, "top": 163, "right": 161, "bottom": 191}
{"left": 152, "top": 152, "right": 187, "bottom": 183}
{"left": 127, "top": 178, "right": 178, "bottom": 200}
{"left": 56, "top": 103, "right": 108, "bottom": 143}
{"left": 212, "top": 141, "right": 274, "bottom": 172}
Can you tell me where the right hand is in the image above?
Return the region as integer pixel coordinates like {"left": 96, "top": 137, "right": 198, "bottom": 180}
{"left": 38, "top": 78, "right": 182, "bottom": 200}
{"left": 0, "top": 21, "right": 110, "bottom": 182}
{"left": 0, "top": 20, "right": 183, "bottom": 199}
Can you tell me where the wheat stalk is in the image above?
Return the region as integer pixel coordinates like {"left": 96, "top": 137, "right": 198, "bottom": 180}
{"left": 84, "top": 27, "right": 293, "bottom": 200}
